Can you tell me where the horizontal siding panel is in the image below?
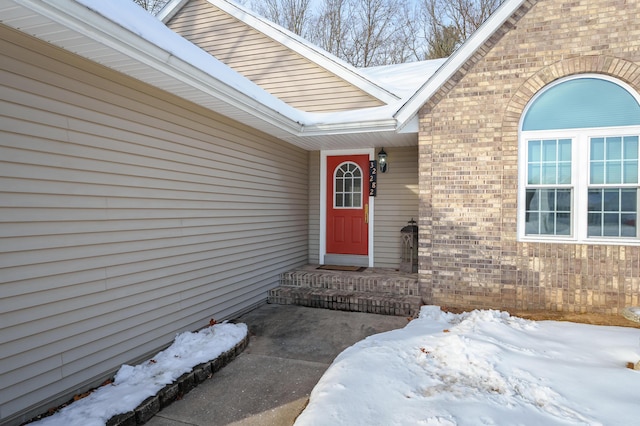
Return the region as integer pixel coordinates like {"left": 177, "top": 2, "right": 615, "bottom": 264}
{"left": 0, "top": 25, "right": 309, "bottom": 423}
{"left": 166, "top": 0, "right": 384, "bottom": 113}
{"left": 308, "top": 151, "right": 320, "bottom": 263}
{"left": 374, "top": 146, "right": 419, "bottom": 268}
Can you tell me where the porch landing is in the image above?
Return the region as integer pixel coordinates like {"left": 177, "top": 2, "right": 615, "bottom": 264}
{"left": 268, "top": 264, "right": 422, "bottom": 317}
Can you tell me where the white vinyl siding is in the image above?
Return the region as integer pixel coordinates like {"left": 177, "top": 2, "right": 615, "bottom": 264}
{"left": 373, "top": 146, "right": 420, "bottom": 268}
{"left": 308, "top": 151, "right": 321, "bottom": 263}
{"left": 0, "top": 25, "right": 308, "bottom": 424}
{"left": 166, "top": 0, "right": 384, "bottom": 113}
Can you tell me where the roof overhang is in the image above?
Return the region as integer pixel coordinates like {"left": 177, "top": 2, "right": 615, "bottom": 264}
{"left": 1, "top": 0, "right": 417, "bottom": 150}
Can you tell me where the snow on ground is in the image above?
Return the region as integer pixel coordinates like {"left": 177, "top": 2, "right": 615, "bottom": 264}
{"left": 295, "top": 306, "right": 640, "bottom": 426}
{"left": 31, "top": 322, "right": 247, "bottom": 426}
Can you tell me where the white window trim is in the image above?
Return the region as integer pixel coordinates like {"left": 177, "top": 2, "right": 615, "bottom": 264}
{"left": 518, "top": 126, "right": 640, "bottom": 245}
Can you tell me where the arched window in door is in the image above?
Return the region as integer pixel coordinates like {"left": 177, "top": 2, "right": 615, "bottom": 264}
{"left": 334, "top": 162, "right": 362, "bottom": 208}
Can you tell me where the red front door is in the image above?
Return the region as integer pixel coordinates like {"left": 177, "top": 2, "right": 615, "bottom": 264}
{"left": 326, "top": 154, "right": 369, "bottom": 255}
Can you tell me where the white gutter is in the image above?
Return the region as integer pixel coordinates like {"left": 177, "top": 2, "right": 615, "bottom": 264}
{"left": 394, "top": 0, "right": 526, "bottom": 128}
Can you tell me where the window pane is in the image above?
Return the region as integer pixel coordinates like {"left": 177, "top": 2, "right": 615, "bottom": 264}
{"left": 525, "top": 213, "right": 540, "bottom": 234}
{"left": 621, "top": 214, "right": 637, "bottom": 237}
{"left": 543, "top": 140, "right": 557, "bottom": 161}
{"left": 345, "top": 179, "right": 352, "bottom": 192}
{"left": 590, "top": 162, "right": 604, "bottom": 184}
{"left": 588, "top": 213, "right": 601, "bottom": 237}
{"left": 335, "top": 194, "right": 343, "bottom": 207}
{"left": 603, "top": 189, "right": 620, "bottom": 211}
{"left": 556, "top": 213, "right": 571, "bottom": 235}
{"left": 559, "top": 139, "right": 572, "bottom": 161}
{"left": 529, "top": 140, "right": 541, "bottom": 162}
{"left": 558, "top": 164, "right": 571, "bottom": 184}
{"left": 607, "top": 137, "right": 622, "bottom": 160}
{"left": 606, "top": 163, "right": 622, "bottom": 184}
{"left": 344, "top": 194, "right": 352, "bottom": 206}
{"left": 557, "top": 189, "right": 572, "bottom": 211}
{"left": 542, "top": 164, "right": 557, "bottom": 184}
{"left": 528, "top": 164, "right": 540, "bottom": 184}
{"left": 591, "top": 138, "right": 605, "bottom": 161}
{"left": 336, "top": 179, "right": 344, "bottom": 192}
{"left": 621, "top": 189, "right": 637, "bottom": 211}
{"left": 588, "top": 189, "right": 603, "bottom": 212}
{"left": 624, "top": 161, "right": 638, "bottom": 183}
{"left": 353, "top": 194, "right": 361, "bottom": 206}
{"left": 624, "top": 136, "right": 639, "bottom": 158}
{"left": 603, "top": 213, "right": 619, "bottom": 236}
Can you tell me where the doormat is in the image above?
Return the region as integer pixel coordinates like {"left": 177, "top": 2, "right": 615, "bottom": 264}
{"left": 317, "top": 265, "right": 367, "bottom": 272}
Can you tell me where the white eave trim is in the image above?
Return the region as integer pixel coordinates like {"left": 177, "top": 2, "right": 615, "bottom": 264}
{"left": 394, "top": 0, "right": 526, "bottom": 126}
{"left": 301, "top": 119, "right": 398, "bottom": 136}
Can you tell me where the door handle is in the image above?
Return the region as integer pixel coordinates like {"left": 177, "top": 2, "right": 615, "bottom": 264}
{"left": 365, "top": 204, "right": 369, "bottom": 224}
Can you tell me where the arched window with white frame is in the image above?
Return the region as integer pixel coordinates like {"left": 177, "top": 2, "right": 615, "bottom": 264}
{"left": 518, "top": 75, "right": 640, "bottom": 244}
{"left": 334, "top": 162, "right": 362, "bottom": 208}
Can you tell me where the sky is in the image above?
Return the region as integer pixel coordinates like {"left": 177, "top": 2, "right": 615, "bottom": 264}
{"left": 30, "top": 306, "right": 640, "bottom": 426}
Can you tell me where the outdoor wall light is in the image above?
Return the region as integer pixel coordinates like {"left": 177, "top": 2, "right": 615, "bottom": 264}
{"left": 378, "top": 148, "right": 388, "bottom": 173}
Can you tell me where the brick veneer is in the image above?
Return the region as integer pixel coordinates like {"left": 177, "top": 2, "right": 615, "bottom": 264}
{"left": 418, "top": 0, "right": 640, "bottom": 314}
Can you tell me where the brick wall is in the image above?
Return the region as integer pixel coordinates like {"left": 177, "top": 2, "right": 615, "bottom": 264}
{"left": 418, "top": 0, "right": 640, "bottom": 314}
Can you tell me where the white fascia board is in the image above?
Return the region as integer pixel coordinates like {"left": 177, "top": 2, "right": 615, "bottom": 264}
{"left": 394, "top": 0, "right": 526, "bottom": 126}
{"left": 210, "top": 0, "right": 400, "bottom": 104}
{"left": 301, "top": 119, "right": 398, "bottom": 136}
{"left": 157, "top": 0, "right": 189, "bottom": 22}
{"left": 18, "top": 0, "right": 304, "bottom": 134}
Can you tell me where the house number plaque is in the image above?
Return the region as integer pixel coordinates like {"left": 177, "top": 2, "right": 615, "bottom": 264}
{"left": 369, "top": 160, "right": 377, "bottom": 197}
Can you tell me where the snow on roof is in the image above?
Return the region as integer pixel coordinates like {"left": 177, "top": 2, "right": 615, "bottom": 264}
{"left": 359, "top": 58, "right": 448, "bottom": 99}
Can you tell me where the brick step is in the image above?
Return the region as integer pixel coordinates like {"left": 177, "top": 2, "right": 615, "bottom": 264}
{"left": 268, "top": 286, "right": 421, "bottom": 317}
{"left": 279, "top": 269, "right": 418, "bottom": 297}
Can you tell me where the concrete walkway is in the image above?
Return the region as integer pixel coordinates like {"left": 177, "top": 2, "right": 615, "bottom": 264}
{"left": 145, "top": 303, "right": 409, "bottom": 426}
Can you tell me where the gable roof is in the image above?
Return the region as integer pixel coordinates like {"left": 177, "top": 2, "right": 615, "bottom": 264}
{"left": 1, "top": 0, "right": 527, "bottom": 150}
{"left": 159, "top": 0, "right": 399, "bottom": 106}
{"left": 394, "top": 0, "right": 527, "bottom": 127}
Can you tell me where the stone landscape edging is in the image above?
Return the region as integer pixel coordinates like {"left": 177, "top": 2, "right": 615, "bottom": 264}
{"left": 105, "top": 333, "right": 250, "bottom": 426}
